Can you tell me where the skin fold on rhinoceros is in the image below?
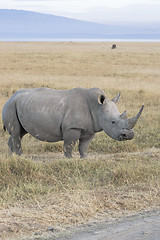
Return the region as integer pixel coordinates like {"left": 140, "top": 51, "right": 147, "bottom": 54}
{"left": 2, "top": 87, "right": 144, "bottom": 158}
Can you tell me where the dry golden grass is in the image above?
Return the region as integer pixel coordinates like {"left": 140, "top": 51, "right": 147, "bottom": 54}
{"left": 0, "top": 41, "right": 160, "bottom": 239}
{"left": 0, "top": 150, "right": 159, "bottom": 239}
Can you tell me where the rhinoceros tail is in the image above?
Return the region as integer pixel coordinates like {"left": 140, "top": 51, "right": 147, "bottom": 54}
{"left": 3, "top": 125, "right": 6, "bottom": 132}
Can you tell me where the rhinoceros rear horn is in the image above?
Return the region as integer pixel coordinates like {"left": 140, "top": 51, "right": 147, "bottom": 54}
{"left": 98, "top": 94, "right": 105, "bottom": 105}
{"left": 120, "top": 110, "right": 127, "bottom": 119}
{"left": 112, "top": 93, "right": 120, "bottom": 103}
{"left": 128, "top": 105, "right": 144, "bottom": 129}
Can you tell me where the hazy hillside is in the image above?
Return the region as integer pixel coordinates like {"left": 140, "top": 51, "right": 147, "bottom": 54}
{"left": 0, "top": 9, "right": 160, "bottom": 40}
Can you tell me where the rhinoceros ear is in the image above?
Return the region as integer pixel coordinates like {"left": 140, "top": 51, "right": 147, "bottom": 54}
{"left": 112, "top": 93, "right": 120, "bottom": 103}
{"left": 98, "top": 94, "right": 105, "bottom": 105}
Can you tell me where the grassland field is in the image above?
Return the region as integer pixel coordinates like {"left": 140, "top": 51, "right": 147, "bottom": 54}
{"left": 0, "top": 41, "right": 160, "bottom": 239}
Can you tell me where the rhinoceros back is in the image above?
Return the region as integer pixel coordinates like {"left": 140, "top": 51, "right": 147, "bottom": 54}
{"left": 3, "top": 87, "right": 100, "bottom": 142}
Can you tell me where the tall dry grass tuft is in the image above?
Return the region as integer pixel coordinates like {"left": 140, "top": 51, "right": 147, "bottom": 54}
{"left": 0, "top": 151, "right": 159, "bottom": 239}
{"left": 0, "top": 151, "right": 159, "bottom": 204}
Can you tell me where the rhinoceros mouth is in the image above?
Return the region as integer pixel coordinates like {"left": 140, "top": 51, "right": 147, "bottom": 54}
{"left": 119, "top": 134, "right": 128, "bottom": 141}
{"left": 118, "top": 130, "right": 135, "bottom": 141}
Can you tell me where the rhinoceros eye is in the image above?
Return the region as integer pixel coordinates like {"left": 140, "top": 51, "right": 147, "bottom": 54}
{"left": 112, "top": 121, "right": 115, "bottom": 124}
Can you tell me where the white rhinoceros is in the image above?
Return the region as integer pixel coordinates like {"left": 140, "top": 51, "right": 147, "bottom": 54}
{"left": 2, "top": 87, "right": 144, "bottom": 158}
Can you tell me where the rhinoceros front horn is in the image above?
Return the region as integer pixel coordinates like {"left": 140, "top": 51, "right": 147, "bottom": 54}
{"left": 128, "top": 105, "right": 144, "bottom": 129}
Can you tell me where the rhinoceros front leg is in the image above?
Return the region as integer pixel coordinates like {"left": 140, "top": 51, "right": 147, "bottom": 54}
{"left": 63, "top": 142, "right": 76, "bottom": 158}
{"left": 63, "top": 129, "right": 81, "bottom": 158}
{"left": 78, "top": 134, "right": 95, "bottom": 158}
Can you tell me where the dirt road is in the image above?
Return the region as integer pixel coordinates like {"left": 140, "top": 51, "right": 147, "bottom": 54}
{"left": 56, "top": 211, "right": 160, "bottom": 240}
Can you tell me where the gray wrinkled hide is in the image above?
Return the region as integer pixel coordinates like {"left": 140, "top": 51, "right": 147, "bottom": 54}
{"left": 2, "top": 87, "right": 143, "bottom": 158}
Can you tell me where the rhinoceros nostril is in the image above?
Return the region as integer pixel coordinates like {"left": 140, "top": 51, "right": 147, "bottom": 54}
{"left": 122, "top": 134, "right": 127, "bottom": 139}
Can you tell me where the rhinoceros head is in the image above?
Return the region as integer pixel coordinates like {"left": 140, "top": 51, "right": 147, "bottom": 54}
{"left": 97, "top": 93, "right": 144, "bottom": 141}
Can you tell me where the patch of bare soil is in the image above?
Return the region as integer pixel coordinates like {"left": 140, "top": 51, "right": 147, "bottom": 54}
{"left": 25, "top": 210, "right": 160, "bottom": 240}
{"left": 60, "top": 211, "right": 160, "bottom": 240}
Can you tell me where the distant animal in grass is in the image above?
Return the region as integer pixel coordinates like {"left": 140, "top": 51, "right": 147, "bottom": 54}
{"left": 2, "top": 87, "right": 144, "bottom": 158}
{"left": 111, "top": 44, "right": 116, "bottom": 49}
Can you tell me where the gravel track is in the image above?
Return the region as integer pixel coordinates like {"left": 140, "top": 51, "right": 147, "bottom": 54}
{"left": 56, "top": 211, "right": 160, "bottom": 240}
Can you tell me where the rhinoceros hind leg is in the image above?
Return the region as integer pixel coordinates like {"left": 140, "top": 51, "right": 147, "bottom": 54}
{"left": 8, "top": 135, "right": 22, "bottom": 155}
{"left": 7, "top": 125, "right": 27, "bottom": 155}
{"left": 79, "top": 134, "right": 95, "bottom": 158}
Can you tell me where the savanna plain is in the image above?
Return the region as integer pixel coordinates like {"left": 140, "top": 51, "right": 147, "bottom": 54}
{"left": 0, "top": 42, "right": 160, "bottom": 239}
